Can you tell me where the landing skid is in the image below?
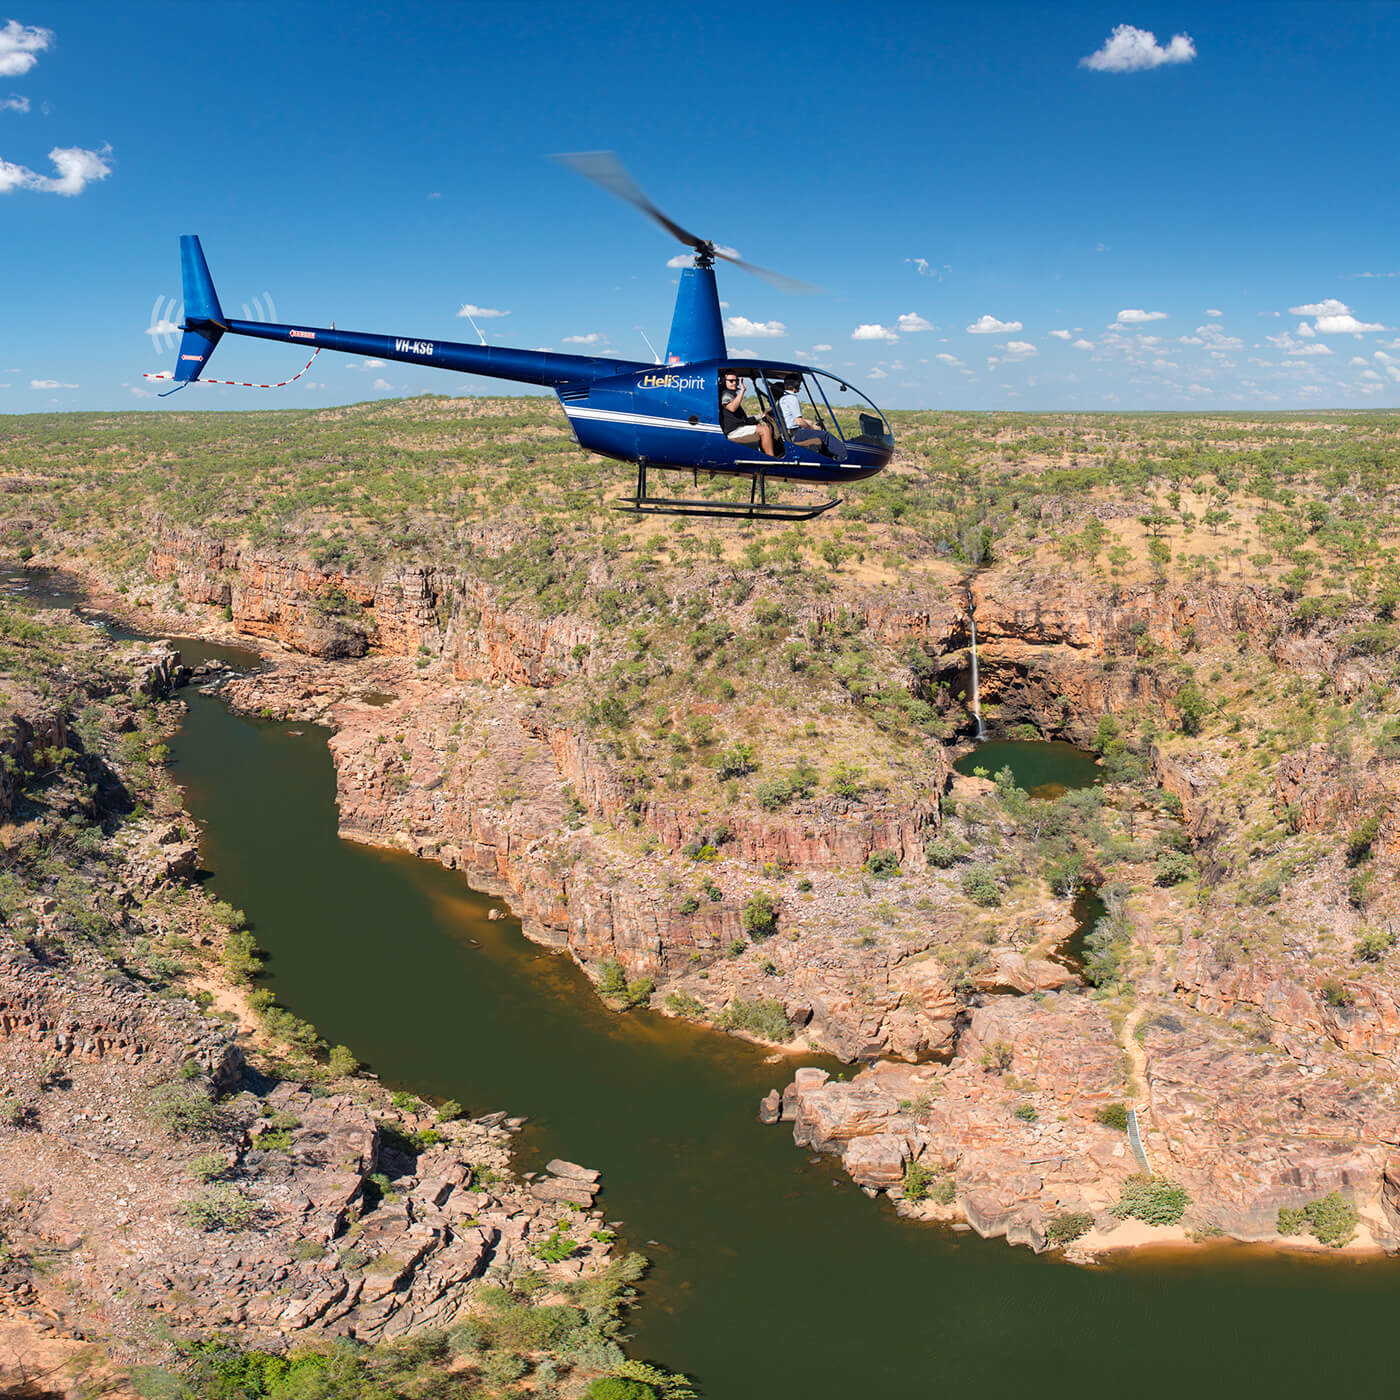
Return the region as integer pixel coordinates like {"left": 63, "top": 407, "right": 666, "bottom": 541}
{"left": 615, "top": 462, "right": 841, "bottom": 522}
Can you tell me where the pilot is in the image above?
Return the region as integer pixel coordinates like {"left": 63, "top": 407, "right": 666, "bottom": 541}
{"left": 720, "top": 371, "right": 776, "bottom": 456}
{"left": 778, "top": 374, "right": 844, "bottom": 459}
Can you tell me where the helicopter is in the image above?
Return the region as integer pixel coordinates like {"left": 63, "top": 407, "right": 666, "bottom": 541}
{"left": 159, "top": 152, "right": 896, "bottom": 521}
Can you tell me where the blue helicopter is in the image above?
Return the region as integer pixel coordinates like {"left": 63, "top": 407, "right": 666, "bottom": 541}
{"left": 163, "top": 152, "right": 895, "bottom": 521}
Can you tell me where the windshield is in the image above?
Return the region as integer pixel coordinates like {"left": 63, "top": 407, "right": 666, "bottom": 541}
{"left": 808, "top": 372, "right": 893, "bottom": 446}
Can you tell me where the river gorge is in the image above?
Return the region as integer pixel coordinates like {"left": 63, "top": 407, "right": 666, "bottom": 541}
{"left": 161, "top": 634, "right": 1400, "bottom": 1399}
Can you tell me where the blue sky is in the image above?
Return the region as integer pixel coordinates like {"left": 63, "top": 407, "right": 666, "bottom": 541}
{"left": 4, "top": 0, "right": 1400, "bottom": 413}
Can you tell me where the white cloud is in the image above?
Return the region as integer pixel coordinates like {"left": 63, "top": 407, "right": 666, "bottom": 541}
{"left": 726, "top": 316, "right": 787, "bottom": 339}
{"left": 868, "top": 367, "right": 888, "bottom": 379}
{"left": 1187, "top": 384, "right": 1213, "bottom": 395}
{"left": 811, "top": 343, "right": 832, "bottom": 352}
{"left": 1289, "top": 298, "right": 1348, "bottom": 317}
{"left": 896, "top": 312, "right": 933, "bottom": 333}
{"left": 0, "top": 145, "right": 112, "bottom": 196}
{"left": 935, "top": 352, "right": 963, "bottom": 366}
{"left": 30, "top": 378, "right": 76, "bottom": 389}
{"left": 1197, "top": 324, "right": 1242, "bottom": 350}
{"left": 1316, "top": 313, "right": 1385, "bottom": 334}
{"left": 966, "top": 314, "right": 1022, "bottom": 334}
{"left": 144, "top": 318, "right": 180, "bottom": 340}
{"left": 1081, "top": 24, "right": 1196, "bottom": 72}
{"left": 1386, "top": 364, "right": 1400, "bottom": 383}
{"left": 1205, "top": 308, "right": 1222, "bottom": 317}
{"left": 347, "top": 358, "right": 386, "bottom": 371}
{"left": 665, "top": 254, "right": 692, "bottom": 269}
{"left": 1115, "top": 308, "right": 1168, "bottom": 324}
{"left": 0, "top": 19, "right": 50, "bottom": 77}
{"left": 372, "top": 378, "right": 393, "bottom": 390}
{"left": 1, "top": 94, "right": 29, "bottom": 112}
{"left": 1349, "top": 356, "right": 1369, "bottom": 367}
{"left": 457, "top": 303, "right": 509, "bottom": 318}
{"left": 731, "top": 347, "right": 759, "bottom": 359}
{"left": 852, "top": 322, "right": 899, "bottom": 342}
{"left": 909, "top": 257, "right": 929, "bottom": 275}
{"left": 1266, "top": 332, "right": 1332, "bottom": 355}
{"left": 1361, "top": 370, "right": 1382, "bottom": 381}
{"left": 1072, "top": 339, "right": 1094, "bottom": 351}
{"left": 1048, "top": 329, "right": 1072, "bottom": 340}
{"left": 1002, "top": 341, "right": 1038, "bottom": 361}
{"left": 426, "top": 191, "right": 441, "bottom": 200}
{"left": 1296, "top": 321, "right": 1315, "bottom": 337}
{"left": 562, "top": 333, "right": 603, "bottom": 345}
{"left": 1178, "top": 335, "right": 1203, "bottom": 345}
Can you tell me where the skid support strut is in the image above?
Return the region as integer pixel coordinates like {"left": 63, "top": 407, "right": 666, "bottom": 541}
{"left": 617, "top": 460, "right": 840, "bottom": 521}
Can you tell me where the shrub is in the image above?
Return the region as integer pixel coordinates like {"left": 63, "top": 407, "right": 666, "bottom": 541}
{"left": 597, "top": 958, "right": 626, "bottom": 996}
{"left": 188, "top": 1153, "right": 230, "bottom": 1183}
{"left": 740, "top": 892, "right": 779, "bottom": 939}
{"left": 149, "top": 1084, "right": 226, "bottom": 1139}
{"left": 326, "top": 1043, "right": 359, "bottom": 1077}
{"left": 924, "top": 837, "right": 959, "bottom": 868}
{"left": 1320, "top": 978, "right": 1355, "bottom": 1009}
{"left": 1277, "top": 1191, "right": 1359, "bottom": 1247}
{"left": 1346, "top": 814, "right": 1381, "bottom": 866}
{"left": 978, "top": 1041, "right": 1013, "bottom": 1074}
{"left": 717, "top": 742, "right": 755, "bottom": 779}
{"left": 1354, "top": 928, "right": 1396, "bottom": 964}
{"left": 585, "top": 1380, "right": 656, "bottom": 1400}
{"left": 532, "top": 1227, "right": 577, "bottom": 1263}
{"left": 754, "top": 778, "right": 792, "bottom": 811}
{"left": 960, "top": 867, "right": 1002, "bottom": 907}
{"left": 290, "top": 1240, "right": 327, "bottom": 1261}
{"left": 1153, "top": 850, "right": 1195, "bottom": 886}
{"left": 1095, "top": 1102, "right": 1129, "bottom": 1132}
{"left": 1175, "top": 682, "right": 1208, "bottom": 735}
{"left": 664, "top": 990, "right": 705, "bottom": 1019}
{"left": 718, "top": 997, "right": 791, "bottom": 1042}
{"left": 1112, "top": 1175, "right": 1189, "bottom": 1227}
{"left": 1045, "top": 1211, "right": 1094, "bottom": 1246}
{"left": 828, "top": 762, "right": 864, "bottom": 798}
{"left": 621, "top": 977, "right": 654, "bottom": 1009}
{"left": 902, "top": 1159, "right": 933, "bottom": 1202}
{"left": 677, "top": 893, "right": 700, "bottom": 915}
{"left": 864, "top": 848, "right": 899, "bottom": 879}
{"left": 1014, "top": 1103, "right": 1038, "bottom": 1123}
{"left": 183, "top": 1185, "right": 256, "bottom": 1232}
{"left": 436, "top": 1098, "right": 464, "bottom": 1122}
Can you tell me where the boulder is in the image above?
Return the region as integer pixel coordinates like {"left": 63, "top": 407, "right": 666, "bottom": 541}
{"left": 842, "top": 1134, "right": 908, "bottom": 1190}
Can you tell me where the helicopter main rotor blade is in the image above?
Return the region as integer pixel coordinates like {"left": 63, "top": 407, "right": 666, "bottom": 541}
{"left": 550, "top": 149, "right": 819, "bottom": 293}
{"left": 550, "top": 150, "right": 711, "bottom": 254}
{"left": 714, "top": 250, "right": 820, "bottom": 295}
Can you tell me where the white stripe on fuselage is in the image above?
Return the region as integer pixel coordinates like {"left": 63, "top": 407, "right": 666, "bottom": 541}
{"left": 562, "top": 405, "right": 725, "bottom": 434}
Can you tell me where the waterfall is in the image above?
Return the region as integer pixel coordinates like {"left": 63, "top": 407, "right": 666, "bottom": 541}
{"left": 968, "top": 601, "right": 986, "bottom": 740}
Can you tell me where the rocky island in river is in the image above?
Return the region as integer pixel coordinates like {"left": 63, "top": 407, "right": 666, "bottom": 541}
{"left": 1, "top": 399, "right": 1397, "bottom": 1392}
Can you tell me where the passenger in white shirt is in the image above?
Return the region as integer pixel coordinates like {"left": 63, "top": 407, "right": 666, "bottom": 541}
{"left": 777, "top": 375, "right": 844, "bottom": 459}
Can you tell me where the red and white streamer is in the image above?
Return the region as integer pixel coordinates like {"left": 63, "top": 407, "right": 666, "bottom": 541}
{"left": 144, "top": 346, "right": 321, "bottom": 389}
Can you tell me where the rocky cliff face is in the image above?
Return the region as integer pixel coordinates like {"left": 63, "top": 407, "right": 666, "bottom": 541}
{"left": 216, "top": 654, "right": 960, "bottom": 1062}
{"left": 0, "top": 943, "right": 617, "bottom": 1350}
{"left": 75, "top": 529, "right": 1400, "bottom": 1260}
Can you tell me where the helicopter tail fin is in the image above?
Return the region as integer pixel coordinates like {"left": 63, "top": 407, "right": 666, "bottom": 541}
{"left": 173, "top": 235, "right": 226, "bottom": 382}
